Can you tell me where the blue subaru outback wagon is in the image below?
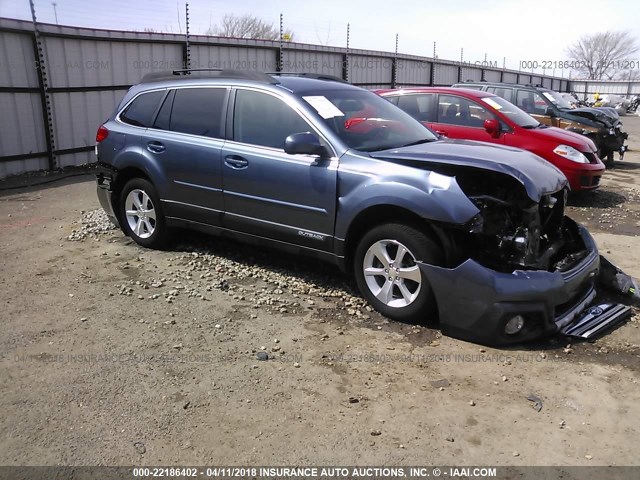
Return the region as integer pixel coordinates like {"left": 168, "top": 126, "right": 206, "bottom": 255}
{"left": 95, "top": 70, "right": 601, "bottom": 346}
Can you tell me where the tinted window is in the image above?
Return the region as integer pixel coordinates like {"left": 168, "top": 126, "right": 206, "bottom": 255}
{"left": 153, "top": 90, "right": 174, "bottom": 130}
{"left": 234, "top": 90, "right": 312, "bottom": 149}
{"left": 486, "top": 87, "right": 513, "bottom": 102}
{"left": 120, "top": 91, "right": 165, "bottom": 127}
{"left": 515, "top": 90, "right": 549, "bottom": 115}
{"left": 396, "top": 94, "right": 435, "bottom": 122}
{"left": 170, "top": 88, "right": 227, "bottom": 138}
{"left": 437, "top": 94, "right": 493, "bottom": 127}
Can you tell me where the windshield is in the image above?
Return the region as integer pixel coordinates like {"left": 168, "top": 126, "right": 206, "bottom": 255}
{"left": 480, "top": 95, "right": 539, "bottom": 128}
{"left": 541, "top": 90, "right": 573, "bottom": 110}
{"left": 299, "top": 89, "right": 437, "bottom": 152}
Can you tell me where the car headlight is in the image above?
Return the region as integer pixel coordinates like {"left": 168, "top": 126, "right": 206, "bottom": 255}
{"left": 553, "top": 144, "right": 589, "bottom": 163}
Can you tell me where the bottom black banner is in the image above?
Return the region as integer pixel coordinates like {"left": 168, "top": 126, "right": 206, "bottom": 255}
{"left": 0, "top": 466, "right": 638, "bottom": 480}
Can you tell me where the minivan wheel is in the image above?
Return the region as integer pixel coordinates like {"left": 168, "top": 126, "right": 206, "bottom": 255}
{"left": 120, "top": 178, "right": 167, "bottom": 249}
{"left": 354, "top": 223, "right": 442, "bottom": 323}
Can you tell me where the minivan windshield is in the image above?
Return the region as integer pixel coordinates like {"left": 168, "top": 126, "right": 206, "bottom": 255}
{"left": 480, "top": 95, "right": 540, "bottom": 128}
{"left": 299, "top": 89, "right": 437, "bottom": 152}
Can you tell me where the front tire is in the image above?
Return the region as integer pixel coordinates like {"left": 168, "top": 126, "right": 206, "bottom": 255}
{"left": 354, "top": 223, "right": 443, "bottom": 323}
{"left": 120, "top": 178, "right": 168, "bottom": 249}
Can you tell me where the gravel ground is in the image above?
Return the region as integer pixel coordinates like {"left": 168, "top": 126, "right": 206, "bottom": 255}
{"left": 2, "top": 119, "right": 640, "bottom": 466}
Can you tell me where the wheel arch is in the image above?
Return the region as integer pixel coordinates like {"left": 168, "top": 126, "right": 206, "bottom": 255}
{"left": 343, "top": 204, "right": 446, "bottom": 273}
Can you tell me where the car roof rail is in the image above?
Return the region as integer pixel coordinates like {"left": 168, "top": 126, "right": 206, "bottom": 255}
{"left": 140, "top": 69, "right": 279, "bottom": 84}
{"left": 267, "top": 72, "right": 350, "bottom": 83}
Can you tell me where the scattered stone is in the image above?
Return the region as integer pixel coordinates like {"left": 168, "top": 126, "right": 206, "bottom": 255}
{"left": 513, "top": 451, "right": 519, "bottom": 457}
{"left": 80, "top": 317, "right": 88, "bottom": 322}
{"left": 293, "top": 362, "right": 301, "bottom": 368}
{"left": 173, "top": 343, "right": 183, "bottom": 350}
{"left": 348, "top": 396, "right": 360, "bottom": 404}
{"left": 585, "top": 455, "right": 593, "bottom": 460}
{"left": 502, "top": 376, "right": 508, "bottom": 382}
{"left": 371, "top": 430, "right": 382, "bottom": 436}
{"left": 67, "top": 209, "right": 117, "bottom": 241}
{"left": 256, "top": 352, "right": 269, "bottom": 361}
{"left": 445, "top": 436, "right": 454, "bottom": 442}
{"left": 469, "top": 400, "right": 476, "bottom": 406}
{"left": 133, "top": 442, "right": 146, "bottom": 454}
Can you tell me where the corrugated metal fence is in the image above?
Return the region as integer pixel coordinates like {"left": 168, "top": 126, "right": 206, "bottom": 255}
{"left": 570, "top": 80, "right": 640, "bottom": 98}
{"left": 0, "top": 17, "right": 573, "bottom": 178}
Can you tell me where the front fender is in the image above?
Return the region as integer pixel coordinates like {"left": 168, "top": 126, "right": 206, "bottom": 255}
{"left": 335, "top": 169, "right": 479, "bottom": 240}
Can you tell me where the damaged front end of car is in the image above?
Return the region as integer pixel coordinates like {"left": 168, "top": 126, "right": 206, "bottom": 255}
{"left": 419, "top": 168, "right": 603, "bottom": 346}
{"left": 568, "top": 108, "right": 628, "bottom": 161}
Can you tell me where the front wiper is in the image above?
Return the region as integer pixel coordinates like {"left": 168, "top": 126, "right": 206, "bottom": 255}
{"left": 397, "top": 138, "right": 434, "bottom": 148}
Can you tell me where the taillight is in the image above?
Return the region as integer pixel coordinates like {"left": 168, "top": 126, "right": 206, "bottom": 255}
{"left": 96, "top": 125, "right": 109, "bottom": 143}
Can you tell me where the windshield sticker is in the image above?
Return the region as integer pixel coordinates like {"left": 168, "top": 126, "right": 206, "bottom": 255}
{"left": 303, "top": 96, "right": 344, "bottom": 119}
{"left": 483, "top": 98, "right": 503, "bottom": 110}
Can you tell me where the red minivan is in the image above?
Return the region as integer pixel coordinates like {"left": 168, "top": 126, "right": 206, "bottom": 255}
{"left": 376, "top": 87, "right": 605, "bottom": 191}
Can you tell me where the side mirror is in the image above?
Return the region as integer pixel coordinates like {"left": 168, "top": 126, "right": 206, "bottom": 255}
{"left": 284, "top": 132, "right": 327, "bottom": 156}
{"left": 545, "top": 107, "right": 556, "bottom": 117}
{"left": 483, "top": 119, "right": 501, "bottom": 138}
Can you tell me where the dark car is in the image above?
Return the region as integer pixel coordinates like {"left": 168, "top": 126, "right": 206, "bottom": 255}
{"left": 453, "top": 81, "right": 628, "bottom": 166}
{"left": 376, "top": 87, "right": 605, "bottom": 191}
{"left": 95, "top": 70, "right": 602, "bottom": 346}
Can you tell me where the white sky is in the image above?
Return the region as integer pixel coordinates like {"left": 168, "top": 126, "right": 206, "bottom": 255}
{"left": 1, "top": 0, "right": 639, "bottom": 73}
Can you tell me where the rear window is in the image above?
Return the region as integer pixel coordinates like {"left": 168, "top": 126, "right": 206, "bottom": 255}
{"left": 120, "top": 90, "right": 165, "bottom": 127}
{"left": 169, "top": 88, "right": 227, "bottom": 138}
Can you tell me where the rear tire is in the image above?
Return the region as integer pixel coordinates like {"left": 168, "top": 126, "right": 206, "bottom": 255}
{"left": 119, "top": 178, "right": 168, "bottom": 249}
{"left": 353, "top": 223, "right": 443, "bottom": 323}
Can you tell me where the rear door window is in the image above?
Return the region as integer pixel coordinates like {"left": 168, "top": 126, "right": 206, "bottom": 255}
{"left": 516, "top": 90, "right": 548, "bottom": 115}
{"left": 396, "top": 94, "right": 436, "bottom": 122}
{"left": 168, "top": 88, "right": 227, "bottom": 138}
{"left": 437, "top": 94, "right": 493, "bottom": 128}
{"left": 486, "top": 87, "right": 513, "bottom": 102}
{"left": 120, "top": 90, "right": 165, "bottom": 127}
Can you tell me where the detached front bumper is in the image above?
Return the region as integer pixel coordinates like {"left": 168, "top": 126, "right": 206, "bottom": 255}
{"left": 419, "top": 218, "right": 600, "bottom": 346}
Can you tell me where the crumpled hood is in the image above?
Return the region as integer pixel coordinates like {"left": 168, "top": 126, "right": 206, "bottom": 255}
{"left": 370, "top": 139, "right": 568, "bottom": 202}
{"left": 570, "top": 107, "right": 616, "bottom": 126}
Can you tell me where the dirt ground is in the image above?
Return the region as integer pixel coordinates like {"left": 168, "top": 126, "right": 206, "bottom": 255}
{"left": 1, "top": 118, "right": 640, "bottom": 468}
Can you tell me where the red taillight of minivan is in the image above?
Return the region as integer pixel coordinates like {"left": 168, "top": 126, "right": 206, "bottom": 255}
{"left": 96, "top": 125, "right": 109, "bottom": 143}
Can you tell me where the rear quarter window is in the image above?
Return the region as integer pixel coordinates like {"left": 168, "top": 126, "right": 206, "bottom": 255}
{"left": 120, "top": 90, "right": 165, "bottom": 127}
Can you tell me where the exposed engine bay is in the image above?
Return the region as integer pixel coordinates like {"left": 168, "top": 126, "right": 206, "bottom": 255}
{"left": 442, "top": 169, "right": 588, "bottom": 274}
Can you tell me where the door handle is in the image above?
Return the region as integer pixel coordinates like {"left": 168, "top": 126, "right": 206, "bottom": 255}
{"left": 147, "top": 141, "right": 166, "bottom": 153}
{"left": 224, "top": 155, "right": 249, "bottom": 169}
